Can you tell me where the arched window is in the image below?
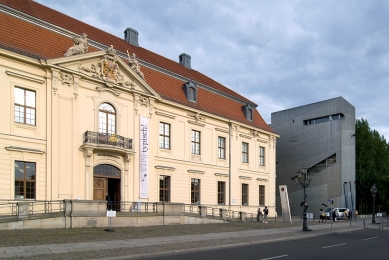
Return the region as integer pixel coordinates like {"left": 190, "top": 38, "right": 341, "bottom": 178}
{"left": 93, "top": 164, "right": 120, "bottom": 177}
{"left": 99, "top": 103, "right": 115, "bottom": 134}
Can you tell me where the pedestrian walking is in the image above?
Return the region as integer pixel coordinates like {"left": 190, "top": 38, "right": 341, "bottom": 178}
{"left": 263, "top": 206, "right": 269, "bottom": 223}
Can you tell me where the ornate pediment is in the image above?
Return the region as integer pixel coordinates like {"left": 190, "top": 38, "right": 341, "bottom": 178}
{"left": 46, "top": 46, "right": 160, "bottom": 99}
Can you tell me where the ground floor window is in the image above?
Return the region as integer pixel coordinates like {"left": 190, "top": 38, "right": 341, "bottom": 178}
{"left": 259, "top": 185, "right": 265, "bottom": 205}
{"left": 242, "top": 183, "right": 248, "bottom": 205}
{"left": 15, "top": 161, "right": 36, "bottom": 199}
{"left": 218, "top": 181, "right": 225, "bottom": 205}
{"left": 191, "top": 178, "right": 200, "bottom": 203}
{"left": 159, "top": 175, "right": 170, "bottom": 202}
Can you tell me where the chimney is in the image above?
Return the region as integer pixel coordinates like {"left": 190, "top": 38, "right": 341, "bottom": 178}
{"left": 179, "top": 53, "right": 191, "bottom": 69}
{"left": 124, "top": 28, "right": 139, "bottom": 47}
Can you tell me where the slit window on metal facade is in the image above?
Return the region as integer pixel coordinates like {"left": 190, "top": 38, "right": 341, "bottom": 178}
{"left": 304, "top": 113, "right": 344, "bottom": 125}
{"left": 218, "top": 181, "right": 225, "bottom": 205}
{"left": 159, "top": 122, "right": 171, "bottom": 149}
{"left": 14, "top": 87, "right": 36, "bottom": 125}
{"left": 218, "top": 136, "right": 226, "bottom": 159}
{"left": 15, "top": 161, "right": 36, "bottom": 199}
{"left": 99, "top": 103, "right": 116, "bottom": 134}
{"left": 242, "top": 183, "right": 248, "bottom": 205}
{"left": 308, "top": 154, "right": 337, "bottom": 173}
{"left": 159, "top": 175, "right": 170, "bottom": 202}
{"left": 259, "top": 185, "right": 265, "bottom": 205}
{"left": 191, "top": 178, "right": 200, "bottom": 204}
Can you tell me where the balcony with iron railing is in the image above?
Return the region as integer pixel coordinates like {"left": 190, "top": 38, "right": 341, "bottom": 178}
{"left": 82, "top": 131, "right": 133, "bottom": 153}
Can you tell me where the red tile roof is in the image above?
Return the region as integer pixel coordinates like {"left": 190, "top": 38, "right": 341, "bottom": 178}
{"left": 0, "top": 0, "right": 274, "bottom": 133}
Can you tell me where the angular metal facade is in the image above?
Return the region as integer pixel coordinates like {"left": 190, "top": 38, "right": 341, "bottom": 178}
{"left": 271, "top": 97, "right": 356, "bottom": 217}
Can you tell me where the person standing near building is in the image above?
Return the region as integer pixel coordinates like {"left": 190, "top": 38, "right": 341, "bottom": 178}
{"left": 106, "top": 193, "right": 112, "bottom": 210}
{"left": 257, "top": 207, "right": 263, "bottom": 222}
{"left": 263, "top": 206, "right": 269, "bottom": 223}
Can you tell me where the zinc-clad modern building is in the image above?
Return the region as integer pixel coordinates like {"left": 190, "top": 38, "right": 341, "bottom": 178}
{"left": 271, "top": 97, "right": 356, "bottom": 217}
{"left": 0, "top": 0, "right": 278, "bottom": 216}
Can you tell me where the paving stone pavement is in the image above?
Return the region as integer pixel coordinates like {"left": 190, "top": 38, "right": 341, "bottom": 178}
{"left": 0, "top": 218, "right": 370, "bottom": 260}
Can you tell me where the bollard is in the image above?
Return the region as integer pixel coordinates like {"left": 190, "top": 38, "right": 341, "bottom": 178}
{"left": 363, "top": 218, "right": 365, "bottom": 229}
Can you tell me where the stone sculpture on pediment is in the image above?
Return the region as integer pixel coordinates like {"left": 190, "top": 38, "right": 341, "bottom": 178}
{"left": 61, "top": 72, "right": 72, "bottom": 86}
{"left": 77, "top": 46, "right": 137, "bottom": 89}
{"left": 251, "top": 130, "right": 260, "bottom": 137}
{"left": 127, "top": 51, "right": 145, "bottom": 80}
{"left": 188, "top": 112, "right": 204, "bottom": 122}
{"left": 64, "top": 33, "right": 88, "bottom": 57}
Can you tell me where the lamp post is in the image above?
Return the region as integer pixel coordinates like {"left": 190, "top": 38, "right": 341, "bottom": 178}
{"left": 291, "top": 166, "right": 312, "bottom": 231}
{"left": 370, "top": 183, "right": 377, "bottom": 223}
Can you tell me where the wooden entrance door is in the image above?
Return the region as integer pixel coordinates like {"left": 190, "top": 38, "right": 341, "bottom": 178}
{"left": 93, "top": 177, "right": 107, "bottom": 200}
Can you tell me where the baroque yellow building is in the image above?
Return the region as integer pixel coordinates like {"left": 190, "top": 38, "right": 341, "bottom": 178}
{"left": 0, "top": 0, "right": 278, "bottom": 216}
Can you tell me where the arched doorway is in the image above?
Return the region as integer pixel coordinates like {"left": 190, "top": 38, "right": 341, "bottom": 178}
{"left": 93, "top": 164, "right": 121, "bottom": 210}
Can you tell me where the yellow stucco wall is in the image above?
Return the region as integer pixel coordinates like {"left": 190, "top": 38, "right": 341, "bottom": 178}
{"left": 0, "top": 48, "right": 278, "bottom": 215}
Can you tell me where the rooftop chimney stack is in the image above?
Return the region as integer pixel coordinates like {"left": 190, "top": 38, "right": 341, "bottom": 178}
{"left": 124, "top": 28, "right": 139, "bottom": 47}
{"left": 179, "top": 53, "right": 191, "bottom": 69}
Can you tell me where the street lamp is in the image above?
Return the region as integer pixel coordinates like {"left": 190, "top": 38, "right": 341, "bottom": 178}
{"left": 291, "top": 166, "right": 312, "bottom": 231}
{"left": 370, "top": 183, "right": 377, "bottom": 223}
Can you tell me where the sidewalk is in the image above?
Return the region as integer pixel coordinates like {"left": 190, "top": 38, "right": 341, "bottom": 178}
{"left": 0, "top": 219, "right": 367, "bottom": 259}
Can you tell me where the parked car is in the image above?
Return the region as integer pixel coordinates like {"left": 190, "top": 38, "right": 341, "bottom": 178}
{"left": 323, "top": 208, "right": 347, "bottom": 220}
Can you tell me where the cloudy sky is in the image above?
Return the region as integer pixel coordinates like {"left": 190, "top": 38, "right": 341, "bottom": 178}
{"left": 36, "top": 0, "right": 389, "bottom": 139}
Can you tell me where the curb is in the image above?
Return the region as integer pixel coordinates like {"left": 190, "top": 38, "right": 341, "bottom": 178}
{"left": 96, "top": 226, "right": 364, "bottom": 260}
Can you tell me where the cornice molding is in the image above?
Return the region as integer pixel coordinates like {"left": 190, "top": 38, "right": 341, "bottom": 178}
{"left": 155, "top": 111, "right": 176, "bottom": 119}
{"left": 188, "top": 120, "right": 205, "bottom": 127}
{"left": 214, "top": 173, "right": 229, "bottom": 177}
{"left": 239, "top": 176, "right": 252, "bottom": 180}
{"left": 187, "top": 169, "right": 205, "bottom": 174}
{"left": 5, "top": 146, "right": 45, "bottom": 154}
{"left": 5, "top": 70, "right": 45, "bottom": 84}
{"left": 155, "top": 165, "right": 176, "bottom": 171}
{"left": 239, "top": 133, "right": 253, "bottom": 139}
{"left": 215, "top": 127, "right": 229, "bottom": 133}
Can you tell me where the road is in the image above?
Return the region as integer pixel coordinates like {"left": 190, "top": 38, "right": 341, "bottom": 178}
{"left": 142, "top": 229, "right": 388, "bottom": 260}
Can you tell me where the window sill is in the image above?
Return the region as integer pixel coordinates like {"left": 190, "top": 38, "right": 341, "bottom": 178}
{"left": 15, "top": 122, "right": 36, "bottom": 130}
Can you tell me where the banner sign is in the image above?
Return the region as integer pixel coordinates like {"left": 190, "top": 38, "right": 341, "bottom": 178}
{"left": 140, "top": 117, "right": 149, "bottom": 198}
{"left": 279, "top": 185, "right": 292, "bottom": 223}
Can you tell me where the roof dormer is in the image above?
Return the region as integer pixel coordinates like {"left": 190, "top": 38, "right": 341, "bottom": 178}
{"left": 243, "top": 104, "right": 253, "bottom": 121}
{"left": 184, "top": 80, "right": 198, "bottom": 103}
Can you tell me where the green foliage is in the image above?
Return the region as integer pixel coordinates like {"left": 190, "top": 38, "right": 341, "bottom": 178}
{"left": 356, "top": 119, "right": 389, "bottom": 213}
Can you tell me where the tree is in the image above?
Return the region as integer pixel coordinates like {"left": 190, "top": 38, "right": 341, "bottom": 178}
{"left": 355, "top": 119, "right": 389, "bottom": 214}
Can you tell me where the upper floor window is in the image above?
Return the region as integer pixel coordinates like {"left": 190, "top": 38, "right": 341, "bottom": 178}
{"left": 218, "top": 136, "right": 226, "bottom": 159}
{"left": 15, "top": 161, "right": 36, "bottom": 199}
{"left": 242, "top": 103, "right": 253, "bottom": 121}
{"left": 259, "top": 146, "right": 265, "bottom": 166}
{"left": 14, "top": 87, "right": 36, "bottom": 125}
{"left": 242, "top": 142, "right": 249, "bottom": 163}
{"left": 159, "top": 122, "right": 171, "bottom": 149}
{"left": 184, "top": 80, "right": 198, "bottom": 102}
{"left": 191, "top": 130, "right": 201, "bottom": 155}
{"left": 99, "top": 103, "right": 116, "bottom": 134}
